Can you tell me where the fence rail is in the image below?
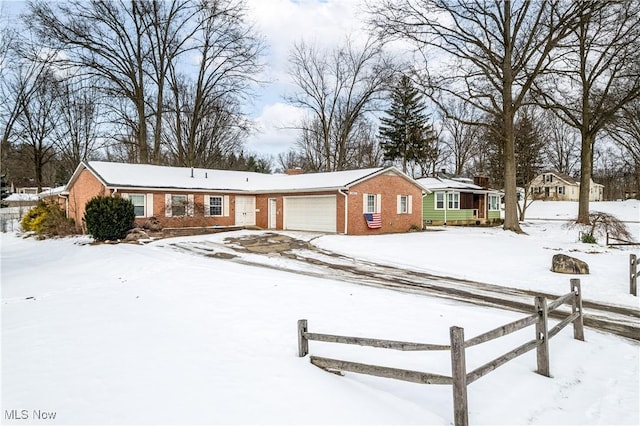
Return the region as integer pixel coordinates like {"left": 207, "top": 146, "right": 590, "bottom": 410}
{"left": 631, "top": 254, "right": 638, "bottom": 296}
{"left": 607, "top": 233, "right": 640, "bottom": 247}
{"left": 298, "top": 280, "right": 584, "bottom": 426}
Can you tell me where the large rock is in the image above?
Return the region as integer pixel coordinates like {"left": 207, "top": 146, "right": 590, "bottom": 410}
{"left": 142, "top": 217, "right": 163, "bottom": 231}
{"left": 125, "top": 228, "right": 150, "bottom": 242}
{"left": 551, "top": 254, "right": 589, "bottom": 274}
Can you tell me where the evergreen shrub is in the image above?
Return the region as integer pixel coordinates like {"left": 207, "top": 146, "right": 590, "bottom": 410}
{"left": 21, "top": 200, "right": 75, "bottom": 237}
{"left": 84, "top": 196, "right": 135, "bottom": 241}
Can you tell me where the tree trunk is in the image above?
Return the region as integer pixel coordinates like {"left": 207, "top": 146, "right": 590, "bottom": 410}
{"left": 577, "top": 130, "right": 593, "bottom": 223}
{"left": 502, "top": 0, "right": 522, "bottom": 233}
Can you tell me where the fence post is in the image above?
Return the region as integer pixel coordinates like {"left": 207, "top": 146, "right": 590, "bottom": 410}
{"left": 631, "top": 254, "right": 638, "bottom": 297}
{"left": 297, "top": 319, "right": 308, "bottom": 357}
{"left": 535, "top": 296, "right": 550, "bottom": 377}
{"left": 450, "top": 326, "right": 468, "bottom": 426}
{"left": 570, "top": 279, "right": 585, "bottom": 341}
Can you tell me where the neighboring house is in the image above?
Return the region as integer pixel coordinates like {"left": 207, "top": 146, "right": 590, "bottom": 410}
{"left": 3, "top": 193, "right": 39, "bottom": 208}
{"left": 415, "top": 176, "right": 502, "bottom": 226}
{"left": 529, "top": 172, "right": 604, "bottom": 202}
{"left": 63, "top": 161, "right": 426, "bottom": 235}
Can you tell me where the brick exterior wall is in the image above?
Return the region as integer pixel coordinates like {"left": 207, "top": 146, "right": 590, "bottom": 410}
{"left": 346, "top": 172, "right": 423, "bottom": 235}
{"left": 67, "top": 169, "right": 111, "bottom": 230}
{"left": 67, "top": 167, "right": 424, "bottom": 235}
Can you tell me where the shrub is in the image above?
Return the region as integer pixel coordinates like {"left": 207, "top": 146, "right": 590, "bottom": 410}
{"left": 581, "top": 232, "right": 597, "bottom": 244}
{"left": 84, "top": 196, "right": 135, "bottom": 241}
{"left": 566, "top": 211, "right": 634, "bottom": 245}
{"left": 21, "top": 201, "right": 75, "bottom": 237}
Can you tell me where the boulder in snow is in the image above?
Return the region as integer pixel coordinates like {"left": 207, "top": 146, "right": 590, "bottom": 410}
{"left": 551, "top": 254, "right": 589, "bottom": 275}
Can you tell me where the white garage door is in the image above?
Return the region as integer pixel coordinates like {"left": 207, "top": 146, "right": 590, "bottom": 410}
{"left": 284, "top": 196, "right": 337, "bottom": 233}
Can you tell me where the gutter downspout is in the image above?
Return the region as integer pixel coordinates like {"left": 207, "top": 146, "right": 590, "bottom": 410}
{"left": 444, "top": 190, "right": 448, "bottom": 226}
{"left": 339, "top": 188, "right": 348, "bottom": 235}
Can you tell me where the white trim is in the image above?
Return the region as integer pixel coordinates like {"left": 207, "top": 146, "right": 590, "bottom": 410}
{"left": 146, "top": 193, "right": 153, "bottom": 217}
{"left": 447, "top": 192, "right": 460, "bottom": 210}
{"left": 165, "top": 194, "right": 172, "bottom": 217}
{"left": 205, "top": 195, "right": 224, "bottom": 217}
{"left": 434, "top": 191, "right": 445, "bottom": 210}
{"left": 223, "top": 195, "right": 230, "bottom": 217}
{"left": 187, "top": 194, "right": 194, "bottom": 216}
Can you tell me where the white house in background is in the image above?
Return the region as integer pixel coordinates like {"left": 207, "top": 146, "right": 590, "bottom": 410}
{"left": 529, "top": 171, "right": 604, "bottom": 202}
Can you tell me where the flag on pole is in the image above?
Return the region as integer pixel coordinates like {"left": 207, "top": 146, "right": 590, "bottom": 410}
{"left": 364, "top": 213, "right": 382, "bottom": 229}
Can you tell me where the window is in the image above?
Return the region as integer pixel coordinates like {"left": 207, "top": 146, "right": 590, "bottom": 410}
{"left": 365, "top": 193, "right": 376, "bottom": 213}
{"left": 208, "top": 196, "right": 223, "bottom": 216}
{"left": 129, "top": 194, "right": 145, "bottom": 217}
{"left": 397, "top": 194, "right": 412, "bottom": 214}
{"left": 558, "top": 186, "right": 565, "bottom": 195}
{"left": 489, "top": 194, "right": 500, "bottom": 211}
{"left": 447, "top": 192, "right": 460, "bottom": 209}
{"left": 363, "top": 193, "right": 381, "bottom": 214}
{"left": 171, "top": 194, "right": 187, "bottom": 216}
{"left": 544, "top": 174, "right": 553, "bottom": 183}
{"left": 435, "top": 192, "right": 445, "bottom": 210}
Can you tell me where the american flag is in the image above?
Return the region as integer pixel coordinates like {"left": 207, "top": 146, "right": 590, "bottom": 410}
{"left": 364, "top": 213, "right": 382, "bottom": 229}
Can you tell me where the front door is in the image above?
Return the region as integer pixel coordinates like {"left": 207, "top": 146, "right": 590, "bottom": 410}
{"left": 268, "top": 198, "right": 277, "bottom": 229}
{"left": 235, "top": 196, "right": 256, "bottom": 226}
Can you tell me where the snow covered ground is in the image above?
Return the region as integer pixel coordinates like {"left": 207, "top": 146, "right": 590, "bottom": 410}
{"left": 1, "top": 200, "right": 639, "bottom": 425}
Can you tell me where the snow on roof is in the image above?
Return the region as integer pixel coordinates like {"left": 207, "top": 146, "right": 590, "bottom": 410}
{"left": 4, "top": 193, "right": 39, "bottom": 202}
{"left": 82, "top": 161, "right": 387, "bottom": 192}
{"left": 415, "top": 176, "right": 485, "bottom": 191}
{"left": 38, "top": 186, "right": 67, "bottom": 198}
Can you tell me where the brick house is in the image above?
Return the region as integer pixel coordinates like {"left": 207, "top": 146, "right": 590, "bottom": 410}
{"left": 63, "top": 161, "right": 426, "bottom": 235}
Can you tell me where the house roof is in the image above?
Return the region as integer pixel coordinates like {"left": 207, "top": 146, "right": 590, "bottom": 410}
{"left": 540, "top": 171, "right": 579, "bottom": 185}
{"left": 535, "top": 171, "right": 603, "bottom": 187}
{"left": 67, "top": 161, "right": 421, "bottom": 193}
{"left": 415, "top": 176, "right": 495, "bottom": 193}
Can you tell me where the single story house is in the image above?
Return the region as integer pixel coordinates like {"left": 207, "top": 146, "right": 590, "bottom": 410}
{"left": 63, "top": 161, "right": 426, "bottom": 235}
{"left": 529, "top": 172, "right": 604, "bottom": 202}
{"left": 415, "top": 176, "right": 502, "bottom": 226}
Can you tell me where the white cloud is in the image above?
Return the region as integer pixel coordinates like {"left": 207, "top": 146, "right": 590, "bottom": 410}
{"left": 246, "top": 102, "right": 306, "bottom": 158}
{"left": 244, "top": 0, "right": 369, "bottom": 158}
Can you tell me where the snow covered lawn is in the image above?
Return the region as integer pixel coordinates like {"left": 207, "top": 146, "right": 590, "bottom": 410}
{"left": 1, "top": 200, "right": 639, "bottom": 425}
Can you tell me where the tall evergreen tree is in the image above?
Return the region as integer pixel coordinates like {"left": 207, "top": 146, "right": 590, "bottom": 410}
{"left": 379, "top": 75, "right": 437, "bottom": 175}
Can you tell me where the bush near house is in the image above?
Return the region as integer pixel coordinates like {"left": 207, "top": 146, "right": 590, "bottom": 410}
{"left": 21, "top": 201, "right": 75, "bottom": 237}
{"left": 84, "top": 196, "right": 135, "bottom": 241}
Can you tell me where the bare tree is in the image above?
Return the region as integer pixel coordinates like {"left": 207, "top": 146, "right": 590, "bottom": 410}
{"left": 52, "top": 76, "right": 104, "bottom": 181}
{"left": 440, "top": 99, "right": 482, "bottom": 176}
{"left": 165, "top": 0, "right": 264, "bottom": 168}
{"left": 542, "top": 111, "right": 580, "bottom": 175}
{"left": 286, "top": 37, "right": 394, "bottom": 171}
{"left": 368, "top": 0, "right": 592, "bottom": 233}
{"left": 13, "top": 69, "right": 60, "bottom": 191}
{"left": 143, "top": 0, "right": 200, "bottom": 163}
{"left": 28, "top": 0, "right": 152, "bottom": 163}
{"left": 606, "top": 98, "right": 640, "bottom": 198}
{"left": 533, "top": 1, "right": 640, "bottom": 223}
{"left": 26, "top": 0, "right": 263, "bottom": 167}
{"left": 0, "top": 26, "right": 58, "bottom": 187}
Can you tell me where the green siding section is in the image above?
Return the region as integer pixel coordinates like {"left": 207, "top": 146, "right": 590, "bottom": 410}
{"left": 488, "top": 210, "right": 501, "bottom": 220}
{"left": 422, "top": 193, "right": 474, "bottom": 222}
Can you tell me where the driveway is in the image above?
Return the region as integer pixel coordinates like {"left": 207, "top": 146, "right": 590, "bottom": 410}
{"left": 167, "top": 232, "right": 640, "bottom": 341}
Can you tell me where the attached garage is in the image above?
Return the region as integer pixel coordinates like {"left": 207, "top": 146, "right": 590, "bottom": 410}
{"left": 283, "top": 195, "right": 337, "bottom": 232}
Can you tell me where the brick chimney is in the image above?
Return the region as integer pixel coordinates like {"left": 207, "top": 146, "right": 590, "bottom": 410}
{"left": 474, "top": 175, "right": 489, "bottom": 189}
{"left": 285, "top": 167, "right": 304, "bottom": 175}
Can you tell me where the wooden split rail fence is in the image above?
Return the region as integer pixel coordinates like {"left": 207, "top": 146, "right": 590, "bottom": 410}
{"left": 631, "top": 254, "right": 638, "bottom": 296}
{"left": 297, "top": 280, "right": 585, "bottom": 426}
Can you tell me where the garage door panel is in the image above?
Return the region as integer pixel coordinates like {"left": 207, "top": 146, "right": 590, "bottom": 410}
{"left": 284, "top": 196, "right": 336, "bottom": 232}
